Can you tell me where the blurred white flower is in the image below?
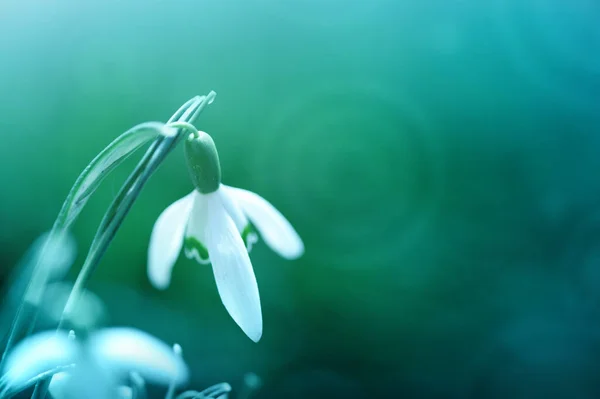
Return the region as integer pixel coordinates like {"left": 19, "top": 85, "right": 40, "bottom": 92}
{"left": 40, "top": 282, "right": 106, "bottom": 330}
{"left": 1, "top": 331, "right": 77, "bottom": 390}
{"left": 0, "top": 327, "right": 188, "bottom": 396}
{"left": 148, "top": 130, "right": 304, "bottom": 342}
{"left": 87, "top": 328, "right": 188, "bottom": 386}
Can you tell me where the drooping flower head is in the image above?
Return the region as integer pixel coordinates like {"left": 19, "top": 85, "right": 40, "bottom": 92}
{"left": 148, "top": 129, "right": 304, "bottom": 342}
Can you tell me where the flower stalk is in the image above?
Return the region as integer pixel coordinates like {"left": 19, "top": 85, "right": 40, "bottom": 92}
{"left": 3, "top": 91, "right": 216, "bottom": 399}
{"left": 60, "top": 91, "right": 216, "bottom": 327}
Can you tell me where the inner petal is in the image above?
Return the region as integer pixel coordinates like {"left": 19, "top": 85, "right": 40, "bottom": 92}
{"left": 183, "top": 236, "right": 210, "bottom": 264}
{"left": 242, "top": 224, "right": 259, "bottom": 253}
{"left": 218, "top": 186, "right": 248, "bottom": 232}
{"left": 184, "top": 191, "right": 212, "bottom": 265}
{"left": 218, "top": 187, "right": 259, "bottom": 251}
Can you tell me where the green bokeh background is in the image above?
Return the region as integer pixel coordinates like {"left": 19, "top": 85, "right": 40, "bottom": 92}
{"left": 1, "top": 0, "right": 600, "bottom": 397}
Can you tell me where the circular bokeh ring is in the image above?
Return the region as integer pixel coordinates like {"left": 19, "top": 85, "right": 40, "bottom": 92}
{"left": 250, "top": 82, "right": 446, "bottom": 270}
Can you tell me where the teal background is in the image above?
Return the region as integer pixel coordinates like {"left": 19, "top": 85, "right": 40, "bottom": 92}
{"left": 1, "top": 0, "right": 600, "bottom": 397}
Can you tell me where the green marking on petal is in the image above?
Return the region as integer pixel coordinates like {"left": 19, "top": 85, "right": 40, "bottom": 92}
{"left": 242, "top": 224, "right": 255, "bottom": 243}
{"left": 184, "top": 236, "right": 209, "bottom": 262}
{"left": 242, "top": 224, "right": 259, "bottom": 252}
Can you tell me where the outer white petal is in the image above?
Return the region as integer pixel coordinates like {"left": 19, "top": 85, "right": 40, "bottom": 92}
{"left": 87, "top": 328, "right": 189, "bottom": 386}
{"left": 217, "top": 186, "right": 249, "bottom": 233}
{"left": 2, "top": 331, "right": 77, "bottom": 392}
{"left": 148, "top": 193, "right": 194, "bottom": 290}
{"left": 205, "top": 195, "right": 263, "bottom": 342}
{"left": 224, "top": 186, "right": 304, "bottom": 260}
{"left": 48, "top": 372, "right": 73, "bottom": 399}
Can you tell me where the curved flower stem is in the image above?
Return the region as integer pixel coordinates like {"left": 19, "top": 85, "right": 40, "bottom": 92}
{"left": 167, "top": 121, "right": 200, "bottom": 136}
{"left": 1, "top": 120, "right": 164, "bottom": 370}
{"left": 30, "top": 91, "right": 216, "bottom": 399}
{"left": 61, "top": 92, "right": 215, "bottom": 325}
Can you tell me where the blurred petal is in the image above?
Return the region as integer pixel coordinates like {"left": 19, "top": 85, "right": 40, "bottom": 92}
{"left": 184, "top": 191, "right": 211, "bottom": 265}
{"left": 48, "top": 372, "right": 72, "bottom": 399}
{"left": 225, "top": 186, "right": 304, "bottom": 259}
{"left": 205, "top": 195, "right": 262, "bottom": 342}
{"left": 2, "top": 331, "right": 77, "bottom": 391}
{"left": 87, "top": 328, "right": 189, "bottom": 386}
{"left": 42, "top": 283, "right": 106, "bottom": 330}
{"left": 117, "top": 386, "right": 133, "bottom": 399}
{"left": 43, "top": 232, "right": 78, "bottom": 280}
{"left": 48, "top": 361, "right": 116, "bottom": 399}
{"left": 243, "top": 372, "right": 263, "bottom": 392}
{"left": 148, "top": 193, "right": 194, "bottom": 290}
{"left": 1, "top": 232, "right": 76, "bottom": 334}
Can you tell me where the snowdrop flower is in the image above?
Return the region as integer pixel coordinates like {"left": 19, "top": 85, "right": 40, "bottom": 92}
{"left": 1, "top": 331, "right": 77, "bottom": 391}
{"left": 148, "top": 129, "right": 304, "bottom": 342}
{"left": 0, "top": 328, "right": 188, "bottom": 396}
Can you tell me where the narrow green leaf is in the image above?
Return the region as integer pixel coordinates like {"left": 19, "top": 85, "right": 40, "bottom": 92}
{"left": 54, "top": 122, "right": 165, "bottom": 229}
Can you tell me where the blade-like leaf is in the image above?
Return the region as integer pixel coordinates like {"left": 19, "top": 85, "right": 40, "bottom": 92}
{"left": 55, "top": 121, "right": 166, "bottom": 229}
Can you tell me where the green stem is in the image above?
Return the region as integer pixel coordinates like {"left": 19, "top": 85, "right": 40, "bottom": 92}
{"left": 60, "top": 93, "right": 213, "bottom": 324}
{"left": 31, "top": 91, "right": 216, "bottom": 399}
{"left": 1, "top": 120, "right": 165, "bottom": 374}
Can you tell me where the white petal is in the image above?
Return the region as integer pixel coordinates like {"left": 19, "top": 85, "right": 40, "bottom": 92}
{"left": 218, "top": 187, "right": 259, "bottom": 252}
{"left": 48, "top": 362, "right": 116, "bottom": 399}
{"left": 87, "top": 328, "right": 189, "bottom": 386}
{"left": 42, "top": 282, "right": 106, "bottom": 330}
{"left": 148, "top": 193, "right": 194, "bottom": 290}
{"left": 2, "top": 331, "right": 77, "bottom": 392}
{"left": 48, "top": 372, "right": 72, "bottom": 399}
{"left": 205, "top": 195, "right": 263, "bottom": 342}
{"left": 37, "top": 231, "right": 77, "bottom": 281}
{"left": 225, "top": 186, "right": 304, "bottom": 260}
{"left": 117, "top": 386, "right": 133, "bottom": 399}
{"left": 217, "top": 186, "right": 249, "bottom": 232}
